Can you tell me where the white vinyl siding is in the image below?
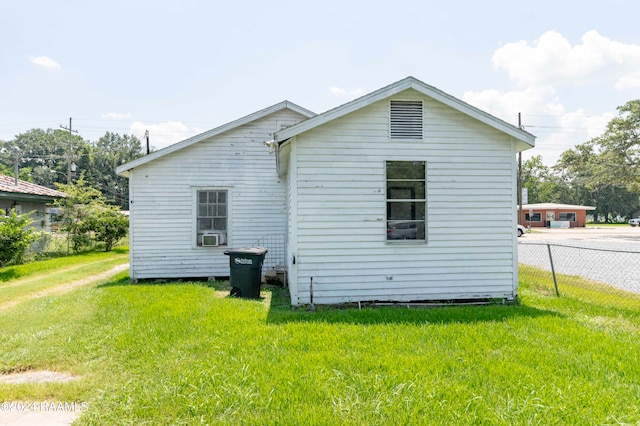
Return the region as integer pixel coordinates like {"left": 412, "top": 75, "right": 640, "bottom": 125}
{"left": 287, "top": 89, "right": 518, "bottom": 305}
{"left": 127, "top": 109, "right": 307, "bottom": 280}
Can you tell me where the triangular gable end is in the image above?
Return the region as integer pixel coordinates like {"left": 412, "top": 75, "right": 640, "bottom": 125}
{"left": 116, "top": 100, "right": 316, "bottom": 176}
{"left": 274, "top": 76, "right": 536, "bottom": 151}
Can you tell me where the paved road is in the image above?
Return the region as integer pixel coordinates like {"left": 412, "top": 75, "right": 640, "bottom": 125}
{"left": 520, "top": 226, "right": 640, "bottom": 249}
{"left": 518, "top": 226, "right": 640, "bottom": 295}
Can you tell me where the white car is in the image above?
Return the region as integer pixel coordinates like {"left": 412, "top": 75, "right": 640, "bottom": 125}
{"left": 387, "top": 222, "right": 418, "bottom": 240}
{"left": 517, "top": 224, "right": 527, "bottom": 237}
{"left": 630, "top": 217, "right": 640, "bottom": 227}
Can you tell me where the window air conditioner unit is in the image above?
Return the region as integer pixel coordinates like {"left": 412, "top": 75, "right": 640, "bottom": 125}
{"left": 201, "top": 233, "right": 220, "bottom": 247}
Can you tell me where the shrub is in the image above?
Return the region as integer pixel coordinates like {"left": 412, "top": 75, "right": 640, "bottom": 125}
{"left": 0, "top": 209, "right": 39, "bottom": 266}
{"left": 90, "top": 207, "right": 129, "bottom": 251}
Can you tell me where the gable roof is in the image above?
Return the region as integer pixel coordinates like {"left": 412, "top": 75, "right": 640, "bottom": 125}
{"left": 0, "top": 174, "right": 66, "bottom": 203}
{"left": 116, "top": 100, "right": 315, "bottom": 176}
{"left": 274, "top": 76, "right": 536, "bottom": 151}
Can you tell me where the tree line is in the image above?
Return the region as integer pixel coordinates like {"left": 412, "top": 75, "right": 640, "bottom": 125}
{"left": 522, "top": 99, "right": 640, "bottom": 222}
{"left": 0, "top": 129, "right": 146, "bottom": 210}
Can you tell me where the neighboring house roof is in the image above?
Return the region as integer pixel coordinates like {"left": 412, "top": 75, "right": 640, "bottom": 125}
{"left": 0, "top": 174, "right": 66, "bottom": 203}
{"left": 116, "top": 100, "right": 316, "bottom": 176}
{"left": 274, "top": 76, "right": 536, "bottom": 151}
{"left": 522, "top": 203, "right": 596, "bottom": 211}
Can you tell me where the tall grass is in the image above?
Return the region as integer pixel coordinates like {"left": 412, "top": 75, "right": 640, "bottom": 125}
{"left": 0, "top": 258, "right": 638, "bottom": 425}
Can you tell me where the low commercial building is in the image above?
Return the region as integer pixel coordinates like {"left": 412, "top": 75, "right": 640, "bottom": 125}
{"left": 520, "top": 203, "right": 595, "bottom": 228}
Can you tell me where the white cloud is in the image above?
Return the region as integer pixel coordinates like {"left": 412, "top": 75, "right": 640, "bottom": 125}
{"left": 463, "top": 87, "right": 612, "bottom": 165}
{"left": 614, "top": 74, "right": 640, "bottom": 90}
{"left": 557, "top": 109, "right": 613, "bottom": 141}
{"left": 463, "top": 86, "right": 564, "bottom": 124}
{"left": 330, "top": 86, "right": 364, "bottom": 97}
{"left": 532, "top": 110, "right": 614, "bottom": 164}
{"left": 462, "top": 29, "right": 639, "bottom": 165}
{"left": 492, "top": 30, "right": 640, "bottom": 89}
{"left": 27, "top": 55, "right": 61, "bottom": 71}
{"left": 129, "top": 121, "right": 201, "bottom": 150}
{"left": 102, "top": 112, "right": 132, "bottom": 119}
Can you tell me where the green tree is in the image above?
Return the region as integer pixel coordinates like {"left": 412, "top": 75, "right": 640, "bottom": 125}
{"left": 84, "top": 132, "right": 144, "bottom": 210}
{"left": 0, "top": 145, "right": 31, "bottom": 180}
{"left": 555, "top": 112, "right": 640, "bottom": 222}
{"left": 0, "top": 128, "right": 88, "bottom": 187}
{"left": 55, "top": 178, "right": 128, "bottom": 252}
{"left": 522, "top": 155, "right": 564, "bottom": 203}
{"left": 0, "top": 209, "right": 39, "bottom": 266}
{"left": 555, "top": 142, "right": 598, "bottom": 205}
{"left": 592, "top": 99, "right": 640, "bottom": 191}
{"left": 1, "top": 129, "right": 144, "bottom": 210}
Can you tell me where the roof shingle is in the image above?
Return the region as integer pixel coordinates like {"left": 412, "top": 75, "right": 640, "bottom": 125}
{"left": 0, "top": 174, "right": 66, "bottom": 198}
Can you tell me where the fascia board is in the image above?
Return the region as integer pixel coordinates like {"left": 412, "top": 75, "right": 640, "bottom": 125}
{"left": 116, "top": 101, "right": 315, "bottom": 176}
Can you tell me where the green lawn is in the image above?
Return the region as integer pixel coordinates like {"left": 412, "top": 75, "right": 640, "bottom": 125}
{"left": 1, "top": 252, "right": 639, "bottom": 425}
{"left": 586, "top": 222, "right": 632, "bottom": 227}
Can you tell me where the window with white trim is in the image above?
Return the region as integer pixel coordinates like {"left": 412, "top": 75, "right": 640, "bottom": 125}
{"left": 390, "top": 100, "right": 423, "bottom": 140}
{"left": 386, "top": 161, "right": 426, "bottom": 241}
{"left": 196, "top": 190, "right": 228, "bottom": 246}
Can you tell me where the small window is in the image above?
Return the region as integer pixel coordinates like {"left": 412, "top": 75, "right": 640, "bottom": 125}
{"left": 559, "top": 212, "right": 576, "bottom": 221}
{"left": 196, "top": 190, "right": 228, "bottom": 246}
{"left": 386, "top": 161, "right": 426, "bottom": 241}
{"left": 390, "top": 100, "right": 423, "bottom": 140}
{"left": 525, "top": 213, "right": 542, "bottom": 222}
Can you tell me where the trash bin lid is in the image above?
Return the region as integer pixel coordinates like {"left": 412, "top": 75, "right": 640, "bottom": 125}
{"left": 223, "top": 247, "right": 268, "bottom": 256}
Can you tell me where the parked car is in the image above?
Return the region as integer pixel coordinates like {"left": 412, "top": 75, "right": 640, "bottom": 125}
{"left": 630, "top": 217, "right": 640, "bottom": 227}
{"left": 387, "top": 222, "right": 418, "bottom": 240}
{"left": 517, "top": 224, "right": 527, "bottom": 237}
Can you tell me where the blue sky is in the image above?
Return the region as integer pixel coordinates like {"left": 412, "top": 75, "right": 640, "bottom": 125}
{"left": 2, "top": 0, "right": 639, "bottom": 164}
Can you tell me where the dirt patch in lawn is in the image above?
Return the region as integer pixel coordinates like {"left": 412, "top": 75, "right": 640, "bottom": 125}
{"left": 0, "top": 370, "right": 85, "bottom": 426}
{"left": 0, "top": 369, "right": 77, "bottom": 384}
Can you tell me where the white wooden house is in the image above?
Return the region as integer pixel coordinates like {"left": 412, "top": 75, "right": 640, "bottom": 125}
{"left": 274, "top": 77, "right": 535, "bottom": 305}
{"left": 118, "top": 77, "right": 535, "bottom": 305}
{"left": 116, "top": 101, "right": 315, "bottom": 281}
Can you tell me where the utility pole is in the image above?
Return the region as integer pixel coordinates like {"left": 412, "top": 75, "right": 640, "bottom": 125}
{"left": 518, "top": 112, "right": 523, "bottom": 226}
{"left": 13, "top": 146, "right": 20, "bottom": 185}
{"left": 60, "top": 117, "right": 78, "bottom": 184}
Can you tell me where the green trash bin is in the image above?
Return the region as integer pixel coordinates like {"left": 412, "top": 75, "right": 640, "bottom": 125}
{"left": 224, "top": 247, "right": 268, "bottom": 299}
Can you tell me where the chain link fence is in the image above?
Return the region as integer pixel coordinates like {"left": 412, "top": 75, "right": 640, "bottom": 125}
{"left": 518, "top": 242, "right": 640, "bottom": 309}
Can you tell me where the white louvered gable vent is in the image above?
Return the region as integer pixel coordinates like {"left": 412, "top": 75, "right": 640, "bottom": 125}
{"left": 390, "top": 100, "right": 423, "bottom": 140}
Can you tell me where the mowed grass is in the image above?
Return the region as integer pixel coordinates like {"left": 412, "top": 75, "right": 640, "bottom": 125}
{"left": 0, "top": 252, "right": 129, "bottom": 306}
{"left": 0, "top": 253, "right": 639, "bottom": 425}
